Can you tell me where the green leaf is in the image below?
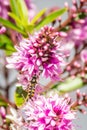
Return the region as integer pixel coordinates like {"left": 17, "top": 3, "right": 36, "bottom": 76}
{"left": 16, "top": 0, "right": 29, "bottom": 24}
{"left": 0, "top": 34, "right": 16, "bottom": 55}
{"left": 31, "top": 8, "right": 46, "bottom": 24}
{"left": 0, "top": 95, "right": 8, "bottom": 107}
{"left": 78, "top": 13, "right": 86, "bottom": 19}
{"left": 0, "top": 17, "right": 27, "bottom": 36}
{"left": 14, "top": 86, "right": 28, "bottom": 107}
{"left": 8, "top": 13, "right": 34, "bottom": 33}
{"left": 0, "top": 99, "right": 7, "bottom": 107}
{"left": 9, "top": 0, "right": 30, "bottom": 33}
{"left": 10, "top": 0, "right": 19, "bottom": 17}
{"left": 57, "top": 77, "right": 83, "bottom": 93}
{"left": 8, "top": 12, "right": 22, "bottom": 25}
{"left": 25, "top": 24, "right": 34, "bottom": 32}
{"left": 35, "top": 8, "right": 67, "bottom": 30}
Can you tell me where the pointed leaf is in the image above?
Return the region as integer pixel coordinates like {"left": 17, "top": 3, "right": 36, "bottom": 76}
{"left": 8, "top": 12, "right": 22, "bottom": 25}
{"left": 10, "top": 0, "right": 19, "bottom": 17}
{"left": 57, "top": 77, "right": 83, "bottom": 93}
{"left": 9, "top": 13, "right": 34, "bottom": 33}
{"left": 31, "top": 8, "right": 46, "bottom": 24}
{"left": 0, "top": 17, "right": 27, "bottom": 36}
{"left": 16, "top": 0, "right": 29, "bottom": 24}
{"left": 0, "top": 34, "right": 16, "bottom": 55}
{"left": 35, "top": 8, "right": 67, "bottom": 30}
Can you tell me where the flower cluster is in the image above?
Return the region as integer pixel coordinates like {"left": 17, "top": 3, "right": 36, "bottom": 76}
{"left": 7, "top": 95, "right": 75, "bottom": 130}
{"left": 7, "top": 26, "right": 65, "bottom": 87}
{"left": 64, "top": 17, "right": 87, "bottom": 46}
{"left": 21, "top": 95, "right": 75, "bottom": 130}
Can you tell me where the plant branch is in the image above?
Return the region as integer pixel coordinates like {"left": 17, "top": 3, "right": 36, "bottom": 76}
{"left": 0, "top": 95, "right": 16, "bottom": 108}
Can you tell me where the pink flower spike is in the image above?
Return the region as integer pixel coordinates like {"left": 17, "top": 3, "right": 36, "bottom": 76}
{"left": 19, "top": 95, "right": 75, "bottom": 130}
{"left": 7, "top": 26, "right": 66, "bottom": 88}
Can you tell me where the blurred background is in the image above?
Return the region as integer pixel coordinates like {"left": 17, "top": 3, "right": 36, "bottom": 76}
{"left": 0, "top": 0, "right": 87, "bottom": 130}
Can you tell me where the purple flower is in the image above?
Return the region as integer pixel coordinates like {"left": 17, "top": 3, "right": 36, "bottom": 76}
{"left": 7, "top": 26, "right": 65, "bottom": 87}
{"left": 0, "top": 107, "right": 6, "bottom": 119}
{"left": 0, "top": 107, "right": 6, "bottom": 127}
{"left": 25, "top": 0, "right": 36, "bottom": 21}
{"left": 81, "top": 49, "right": 87, "bottom": 63}
{"left": 64, "top": 17, "right": 87, "bottom": 46}
{"left": 0, "top": 0, "right": 9, "bottom": 19}
{"left": 0, "top": 26, "right": 6, "bottom": 34}
{"left": 20, "top": 95, "right": 75, "bottom": 130}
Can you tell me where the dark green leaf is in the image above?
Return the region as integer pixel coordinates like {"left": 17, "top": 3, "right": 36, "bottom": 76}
{"left": 14, "top": 86, "right": 28, "bottom": 107}
{"left": 78, "top": 13, "right": 86, "bottom": 19}
{"left": 35, "top": 8, "right": 67, "bottom": 30}
{"left": 0, "top": 34, "right": 16, "bottom": 55}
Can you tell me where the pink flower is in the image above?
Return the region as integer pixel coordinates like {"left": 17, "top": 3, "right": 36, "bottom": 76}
{"left": 0, "top": 107, "right": 6, "bottom": 126}
{"left": 0, "top": 0, "right": 9, "bottom": 19}
{"left": 0, "top": 107, "right": 6, "bottom": 119}
{"left": 81, "top": 49, "right": 87, "bottom": 63}
{"left": 64, "top": 17, "right": 87, "bottom": 47}
{"left": 7, "top": 26, "right": 65, "bottom": 87}
{"left": 20, "top": 95, "right": 75, "bottom": 130}
{"left": 0, "top": 26, "right": 6, "bottom": 34}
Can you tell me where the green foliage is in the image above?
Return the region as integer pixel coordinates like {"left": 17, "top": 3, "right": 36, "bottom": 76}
{"left": 57, "top": 77, "right": 83, "bottom": 93}
{"left": 74, "top": 13, "right": 86, "bottom": 22}
{"left": 9, "top": 1, "right": 47, "bottom": 34}
{"left": 9, "top": 0, "right": 32, "bottom": 34}
{"left": 0, "top": 34, "right": 16, "bottom": 55}
{"left": 1, "top": 0, "right": 67, "bottom": 36}
{"left": 14, "top": 86, "right": 28, "bottom": 107}
{"left": 31, "top": 8, "right": 46, "bottom": 24}
{"left": 78, "top": 13, "right": 86, "bottom": 19}
{"left": 8, "top": 13, "right": 23, "bottom": 26}
{"left": 10, "top": 0, "right": 28, "bottom": 23}
{"left": 35, "top": 8, "right": 67, "bottom": 30}
{"left": 16, "top": 0, "right": 29, "bottom": 24}
{"left": 9, "top": 12, "right": 34, "bottom": 33}
{"left": 0, "top": 17, "right": 27, "bottom": 36}
{"left": 0, "top": 95, "right": 8, "bottom": 107}
{"left": 10, "top": 0, "right": 19, "bottom": 17}
{"left": 0, "top": 1, "right": 67, "bottom": 56}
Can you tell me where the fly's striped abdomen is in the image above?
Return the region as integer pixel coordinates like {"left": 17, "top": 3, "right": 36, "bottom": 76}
{"left": 28, "top": 84, "right": 35, "bottom": 98}
{"left": 25, "top": 75, "right": 37, "bottom": 100}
